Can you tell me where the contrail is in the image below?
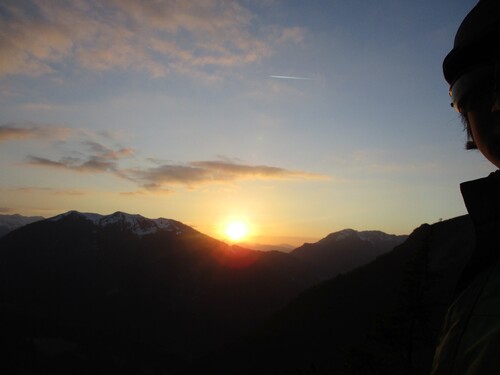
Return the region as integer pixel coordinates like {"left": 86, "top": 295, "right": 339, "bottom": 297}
{"left": 270, "top": 75, "right": 312, "bottom": 80}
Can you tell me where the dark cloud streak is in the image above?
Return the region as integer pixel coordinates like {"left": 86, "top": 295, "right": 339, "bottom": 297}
{"left": 0, "top": 123, "right": 71, "bottom": 142}
{"left": 19, "top": 126, "right": 327, "bottom": 190}
{"left": 25, "top": 139, "right": 135, "bottom": 178}
{"left": 133, "top": 160, "right": 328, "bottom": 189}
{"left": 83, "top": 141, "right": 135, "bottom": 160}
{"left": 191, "top": 161, "right": 309, "bottom": 178}
{"left": 26, "top": 153, "right": 327, "bottom": 188}
{"left": 26, "top": 155, "right": 118, "bottom": 174}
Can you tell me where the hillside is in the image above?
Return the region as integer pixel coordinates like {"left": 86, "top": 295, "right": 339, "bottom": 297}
{"left": 0, "top": 211, "right": 318, "bottom": 373}
{"left": 191, "top": 215, "right": 474, "bottom": 375}
{"left": 0, "top": 213, "right": 44, "bottom": 237}
{"left": 0, "top": 210, "right": 469, "bottom": 374}
{"left": 291, "top": 229, "right": 407, "bottom": 280}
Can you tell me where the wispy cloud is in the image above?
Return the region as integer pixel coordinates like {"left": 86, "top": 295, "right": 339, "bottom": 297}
{"left": 191, "top": 161, "right": 323, "bottom": 179}
{"left": 25, "top": 140, "right": 134, "bottom": 179}
{"left": 133, "top": 160, "right": 328, "bottom": 189}
{"left": 0, "top": 1, "right": 306, "bottom": 79}
{"left": 26, "top": 156, "right": 118, "bottom": 174}
{"left": 83, "top": 141, "right": 135, "bottom": 160}
{"left": 0, "top": 123, "right": 71, "bottom": 142}
{"left": 134, "top": 164, "right": 211, "bottom": 188}
{"left": 273, "top": 26, "right": 306, "bottom": 44}
{"left": 1, "top": 186, "right": 86, "bottom": 196}
{"left": 13, "top": 120, "right": 327, "bottom": 192}
{"left": 25, "top": 151, "right": 327, "bottom": 191}
{"left": 119, "top": 189, "right": 173, "bottom": 197}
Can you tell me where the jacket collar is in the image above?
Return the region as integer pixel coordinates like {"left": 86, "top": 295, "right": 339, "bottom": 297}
{"left": 455, "top": 170, "right": 500, "bottom": 294}
{"left": 460, "top": 170, "right": 500, "bottom": 227}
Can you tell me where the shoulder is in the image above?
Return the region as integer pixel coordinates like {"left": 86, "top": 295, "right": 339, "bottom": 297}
{"left": 432, "top": 261, "right": 500, "bottom": 374}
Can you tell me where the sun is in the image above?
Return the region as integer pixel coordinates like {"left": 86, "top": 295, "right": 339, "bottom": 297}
{"left": 225, "top": 221, "right": 249, "bottom": 242}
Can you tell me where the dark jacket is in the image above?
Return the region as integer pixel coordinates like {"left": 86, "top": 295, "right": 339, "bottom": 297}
{"left": 431, "top": 171, "right": 500, "bottom": 374}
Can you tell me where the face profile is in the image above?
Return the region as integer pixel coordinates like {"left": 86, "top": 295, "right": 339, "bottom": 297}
{"left": 451, "top": 60, "right": 500, "bottom": 167}
{"left": 467, "top": 108, "right": 500, "bottom": 168}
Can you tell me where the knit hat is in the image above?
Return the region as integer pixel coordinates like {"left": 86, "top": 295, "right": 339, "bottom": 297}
{"left": 443, "top": 0, "right": 500, "bottom": 86}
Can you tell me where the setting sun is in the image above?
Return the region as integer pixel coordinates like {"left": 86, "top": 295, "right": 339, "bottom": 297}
{"left": 225, "top": 221, "right": 249, "bottom": 242}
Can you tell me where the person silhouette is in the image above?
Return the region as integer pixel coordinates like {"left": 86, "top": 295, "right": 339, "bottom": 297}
{"left": 431, "top": 0, "right": 500, "bottom": 373}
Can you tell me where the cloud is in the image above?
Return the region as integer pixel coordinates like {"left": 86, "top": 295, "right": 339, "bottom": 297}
{"left": 133, "top": 160, "right": 327, "bottom": 189}
{"left": 23, "top": 138, "right": 136, "bottom": 185}
{"left": 83, "top": 141, "right": 135, "bottom": 160}
{"left": 0, "top": 2, "right": 72, "bottom": 76}
{"left": 273, "top": 26, "right": 307, "bottom": 45}
{"left": 120, "top": 189, "right": 173, "bottom": 196}
{"left": 0, "top": 1, "right": 304, "bottom": 79}
{"left": 16, "top": 187, "right": 86, "bottom": 196}
{"left": 16, "top": 122, "right": 327, "bottom": 191}
{"left": 0, "top": 123, "right": 71, "bottom": 142}
{"left": 134, "top": 164, "right": 210, "bottom": 188}
{"left": 52, "top": 189, "right": 86, "bottom": 196}
{"left": 26, "top": 155, "right": 118, "bottom": 174}
{"left": 191, "top": 161, "right": 322, "bottom": 179}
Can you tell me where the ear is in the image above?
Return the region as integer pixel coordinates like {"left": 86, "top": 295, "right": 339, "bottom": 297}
{"left": 463, "top": 113, "right": 478, "bottom": 149}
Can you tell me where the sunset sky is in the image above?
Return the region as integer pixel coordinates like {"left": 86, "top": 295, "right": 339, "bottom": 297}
{"left": 0, "top": 0, "right": 489, "bottom": 246}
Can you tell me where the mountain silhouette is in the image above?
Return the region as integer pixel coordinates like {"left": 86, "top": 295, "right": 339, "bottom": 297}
{"left": 0, "top": 213, "right": 44, "bottom": 238}
{"left": 191, "top": 215, "right": 474, "bottom": 375}
{"left": 0, "top": 210, "right": 466, "bottom": 374}
{"left": 291, "top": 229, "right": 407, "bottom": 280}
{"left": 0, "top": 211, "right": 318, "bottom": 373}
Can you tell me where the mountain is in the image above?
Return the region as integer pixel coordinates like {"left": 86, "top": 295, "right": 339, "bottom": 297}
{"left": 1, "top": 210, "right": 466, "bottom": 374}
{"left": 238, "top": 241, "right": 295, "bottom": 252}
{"left": 291, "top": 228, "right": 408, "bottom": 280}
{"left": 192, "top": 215, "right": 475, "bottom": 375}
{"left": 0, "top": 211, "right": 319, "bottom": 374}
{"left": 0, "top": 213, "right": 44, "bottom": 237}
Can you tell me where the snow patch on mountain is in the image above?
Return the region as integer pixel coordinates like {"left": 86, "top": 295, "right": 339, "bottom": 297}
{"left": 50, "top": 211, "right": 184, "bottom": 236}
{"left": 335, "top": 229, "right": 406, "bottom": 244}
{"left": 335, "top": 229, "right": 357, "bottom": 241}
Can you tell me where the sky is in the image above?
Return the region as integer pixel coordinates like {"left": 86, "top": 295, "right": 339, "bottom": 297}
{"left": 0, "top": 0, "right": 490, "bottom": 246}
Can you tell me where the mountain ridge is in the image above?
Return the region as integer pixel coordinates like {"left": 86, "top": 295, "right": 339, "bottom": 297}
{"left": 327, "top": 228, "right": 407, "bottom": 243}
{"left": 49, "top": 210, "right": 192, "bottom": 237}
{"left": 0, "top": 210, "right": 320, "bottom": 372}
{"left": 291, "top": 227, "right": 408, "bottom": 280}
{"left": 1, "top": 211, "right": 409, "bottom": 256}
{"left": 0, "top": 210, "right": 474, "bottom": 374}
{"left": 0, "top": 213, "right": 44, "bottom": 237}
{"left": 191, "top": 215, "right": 474, "bottom": 375}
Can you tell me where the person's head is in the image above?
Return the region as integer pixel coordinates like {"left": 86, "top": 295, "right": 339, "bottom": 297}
{"left": 444, "top": 0, "right": 500, "bottom": 167}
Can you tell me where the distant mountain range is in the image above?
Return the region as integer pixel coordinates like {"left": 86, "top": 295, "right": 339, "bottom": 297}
{"left": 0, "top": 213, "right": 44, "bottom": 237}
{"left": 238, "top": 241, "right": 295, "bottom": 252}
{"left": 192, "top": 215, "right": 475, "bottom": 375}
{"left": 0, "top": 211, "right": 315, "bottom": 370}
{"left": 0, "top": 211, "right": 473, "bottom": 374}
{"left": 291, "top": 229, "right": 407, "bottom": 280}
